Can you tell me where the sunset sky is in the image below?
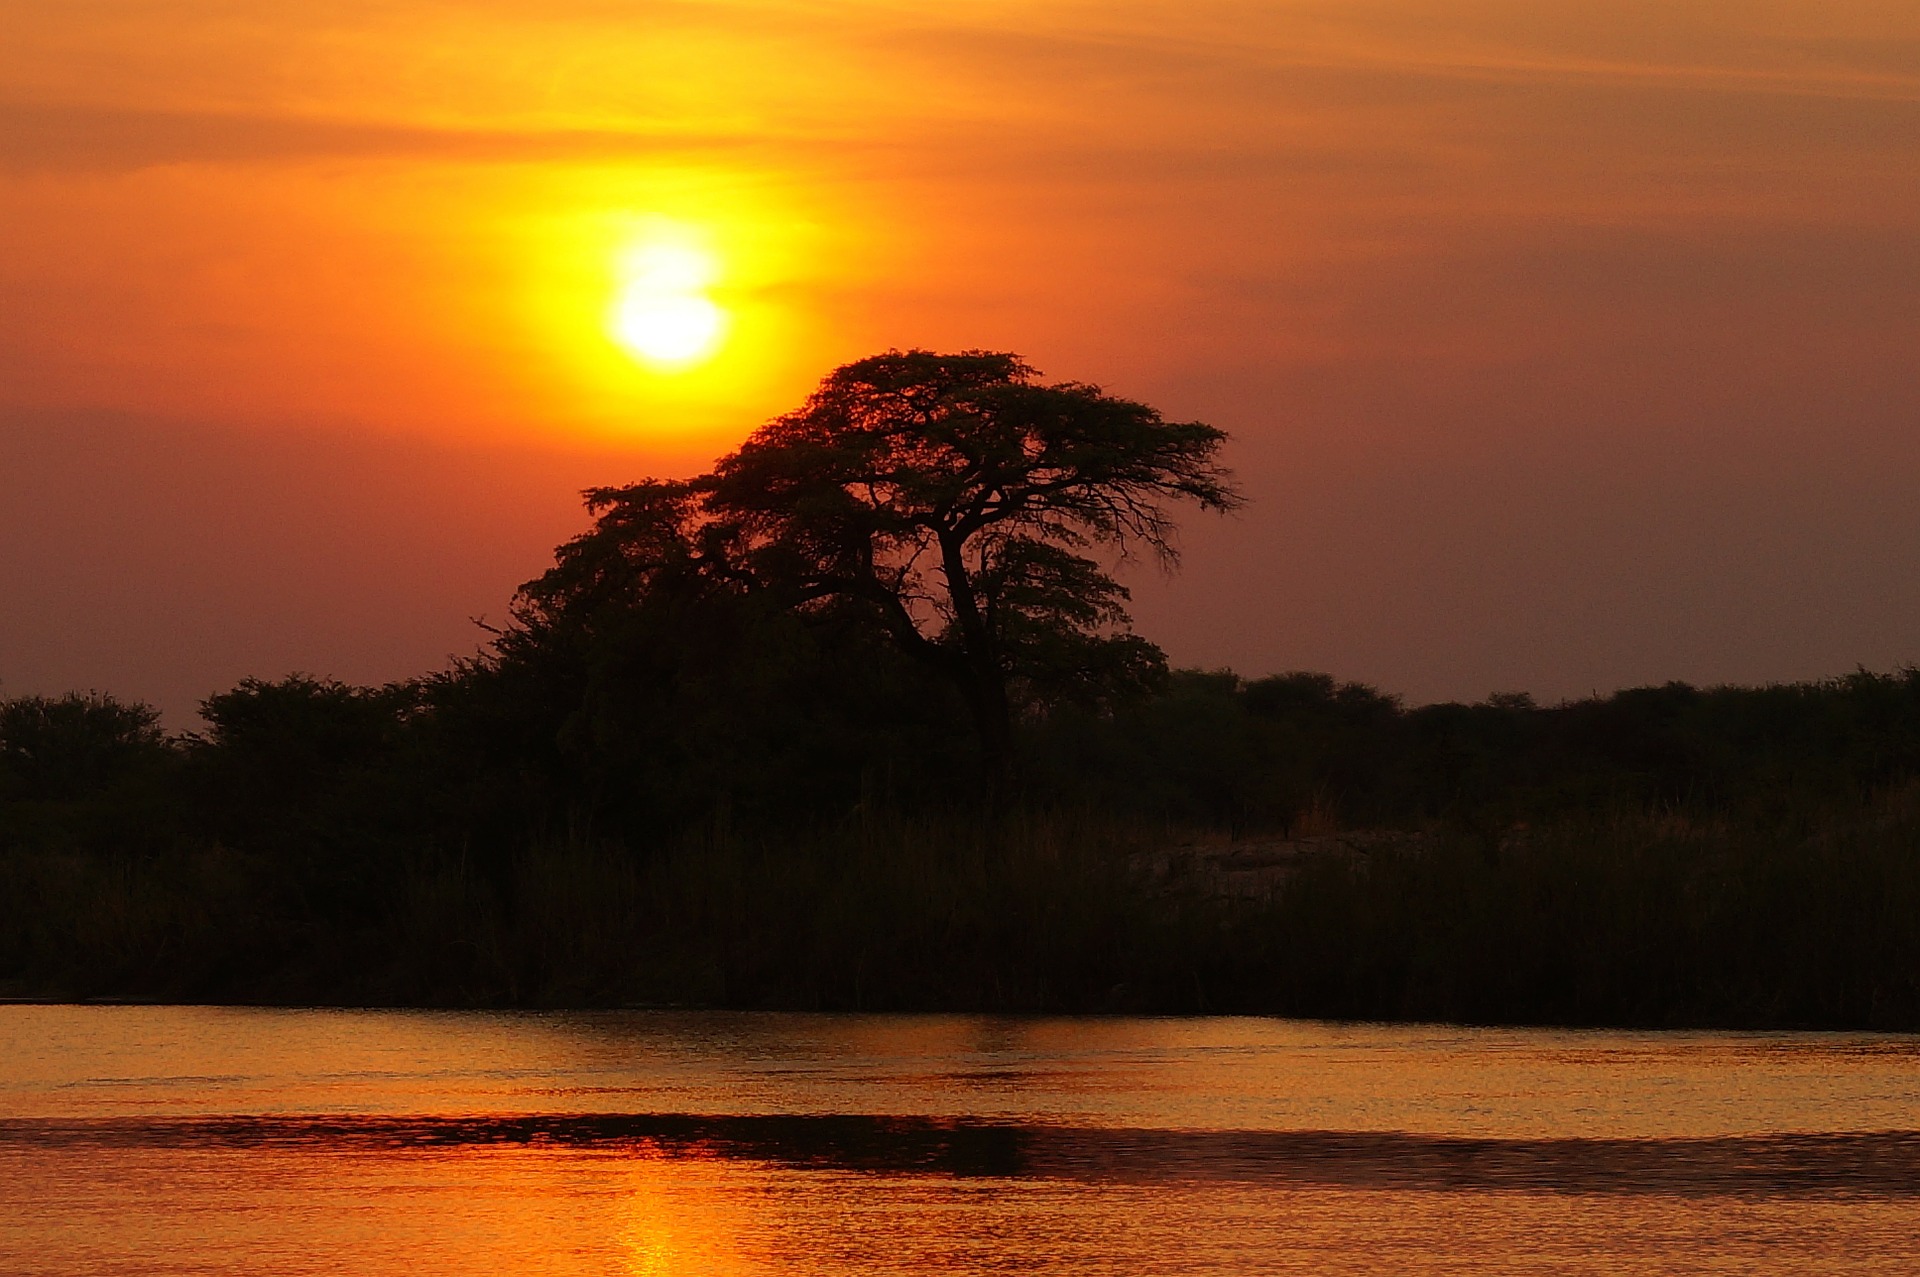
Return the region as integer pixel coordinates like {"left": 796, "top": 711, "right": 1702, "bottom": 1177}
{"left": 4, "top": 0, "right": 1919, "bottom": 718}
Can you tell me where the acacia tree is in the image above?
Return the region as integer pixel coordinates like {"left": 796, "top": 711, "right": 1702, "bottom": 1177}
{"left": 518, "top": 350, "right": 1242, "bottom": 785}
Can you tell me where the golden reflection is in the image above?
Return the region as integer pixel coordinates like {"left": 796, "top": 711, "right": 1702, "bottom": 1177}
{"left": 9, "top": 1136, "right": 1920, "bottom": 1276}
{"left": 612, "top": 1151, "right": 755, "bottom": 1277}
{"left": 9, "top": 1010, "right": 1920, "bottom": 1274}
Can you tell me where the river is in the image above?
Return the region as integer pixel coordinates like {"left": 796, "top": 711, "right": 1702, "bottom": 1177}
{"left": 4, "top": 1007, "right": 1917, "bottom": 1273}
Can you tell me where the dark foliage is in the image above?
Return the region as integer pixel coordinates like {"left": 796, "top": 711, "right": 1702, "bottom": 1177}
{"left": 6, "top": 666, "right": 1920, "bottom": 1024}
{"left": 4, "top": 353, "right": 1919, "bottom": 1024}
{"left": 1030, "top": 667, "right": 1920, "bottom": 833}
{"left": 0, "top": 692, "right": 170, "bottom": 804}
{"left": 531, "top": 351, "right": 1241, "bottom": 786}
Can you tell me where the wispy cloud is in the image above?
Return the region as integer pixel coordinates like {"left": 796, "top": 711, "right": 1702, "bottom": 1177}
{"left": 0, "top": 99, "right": 777, "bottom": 174}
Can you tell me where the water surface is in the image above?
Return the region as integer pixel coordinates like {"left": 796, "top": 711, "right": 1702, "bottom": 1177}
{"left": 5, "top": 1008, "right": 1918, "bottom": 1274}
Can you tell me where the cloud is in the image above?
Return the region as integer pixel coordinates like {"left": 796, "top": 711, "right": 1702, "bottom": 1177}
{"left": 0, "top": 99, "right": 766, "bottom": 174}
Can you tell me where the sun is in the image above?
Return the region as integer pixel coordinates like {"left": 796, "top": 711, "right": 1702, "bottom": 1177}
{"left": 513, "top": 195, "right": 822, "bottom": 438}
{"left": 608, "top": 237, "right": 727, "bottom": 368}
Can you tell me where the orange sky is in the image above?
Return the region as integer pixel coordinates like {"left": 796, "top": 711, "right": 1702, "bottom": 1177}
{"left": 4, "top": 1, "right": 1920, "bottom": 715}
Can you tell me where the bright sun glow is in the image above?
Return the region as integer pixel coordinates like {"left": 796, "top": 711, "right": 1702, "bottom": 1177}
{"left": 512, "top": 189, "right": 830, "bottom": 440}
{"left": 609, "top": 237, "right": 727, "bottom": 367}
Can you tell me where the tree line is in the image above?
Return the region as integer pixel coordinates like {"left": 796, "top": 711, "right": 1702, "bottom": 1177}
{"left": 3, "top": 350, "right": 1919, "bottom": 1019}
{"left": 8, "top": 664, "right": 1920, "bottom": 866}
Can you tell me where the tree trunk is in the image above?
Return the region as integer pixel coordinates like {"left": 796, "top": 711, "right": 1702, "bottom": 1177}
{"left": 956, "top": 664, "right": 1013, "bottom": 808}
{"left": 937, "top": 532, "right": 1012, "bottom": 805}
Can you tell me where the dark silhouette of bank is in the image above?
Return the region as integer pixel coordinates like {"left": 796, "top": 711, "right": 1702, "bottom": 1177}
{"left": 3, "top": 351, "right": 1920, "bottom": 1025}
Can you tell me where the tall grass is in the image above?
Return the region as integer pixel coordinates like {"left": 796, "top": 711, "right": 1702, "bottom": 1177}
{"left": 1242, "top": 789, "right": 1920, "bottom": 1028}
{"left": 376, "top": 811, "right": 1224, "bottom": 1010}
{"left": 0, "top": 813, "right": 1223, "bottom": 1011}
{"left": 6, "top": 795, "right": 1919, "bottom": 1026}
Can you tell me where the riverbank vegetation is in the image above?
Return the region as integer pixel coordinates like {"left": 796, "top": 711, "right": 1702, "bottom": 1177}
{"left": 5, "top": 352, "right": 1919, "bottom": 1026}
{"left": 4, "top": 670, "right": 1919, "bottom": 1026}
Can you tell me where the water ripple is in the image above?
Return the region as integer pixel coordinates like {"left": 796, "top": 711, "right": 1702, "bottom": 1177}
{"left": 4, "top": 1114, "right": 1917, "bottom": 1196}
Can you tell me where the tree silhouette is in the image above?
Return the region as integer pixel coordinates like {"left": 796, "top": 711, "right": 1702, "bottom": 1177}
{"left": 518, "top": 350, "right": 1241, "bottom": 786}
{"left": 0, "top": 692, "right": 168, "bottom": 802}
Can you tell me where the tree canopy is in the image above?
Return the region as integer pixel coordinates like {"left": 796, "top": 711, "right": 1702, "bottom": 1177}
{"left": 515, "top": 350, "right": 1243, "bottom": 781}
